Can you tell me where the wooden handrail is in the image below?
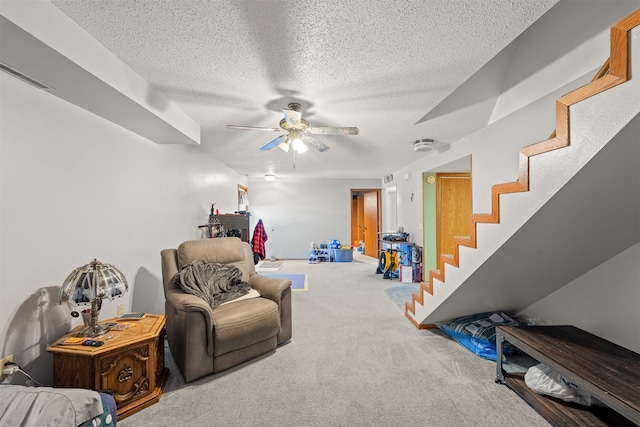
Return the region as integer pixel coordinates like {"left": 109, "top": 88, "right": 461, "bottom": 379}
{"left": 550, "top": 57, "right": 611, "bottom": 139}
{"left": 406, "top": 9, "right": 640, "bottom": 329}
{"left": 594, "top": 57, "right": 612, "bottom": 79}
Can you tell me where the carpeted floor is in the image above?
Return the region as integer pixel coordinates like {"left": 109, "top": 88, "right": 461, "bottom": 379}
{"left": 118, "top": 254, "right": 548, "bottom": 427}
{"left": 262, "top": 273, "right": 308, "bottom": 291}
{"left": 384, "top": 282, "right": 420, "bottom": 311}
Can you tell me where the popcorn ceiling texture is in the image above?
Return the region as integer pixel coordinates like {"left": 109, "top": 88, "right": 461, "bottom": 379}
{"left": 50, "top": 0, "right": 558, "bottom": 178}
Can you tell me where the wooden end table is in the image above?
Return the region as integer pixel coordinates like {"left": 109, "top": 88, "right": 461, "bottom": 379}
{"left": 47, "top": 314, "right": 168, "bottom": 420}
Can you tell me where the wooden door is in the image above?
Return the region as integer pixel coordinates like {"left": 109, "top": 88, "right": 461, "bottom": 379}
{"left": 363, "top": 191, "right": 379, "bottom": 258}
{"left": 351, "top": 195, "right": 365, "bottom": 245}
{"left": 436, "top": 173, "right": 471, "bottom": 260}
{"left": 351, "top": 189, "right": 381, "bottom": 258}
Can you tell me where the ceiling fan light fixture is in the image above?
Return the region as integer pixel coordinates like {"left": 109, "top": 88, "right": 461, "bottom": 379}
{"left": 292, "top": 137, "right": 307, "bottom": 153}
{"left": 228, "top": 103, "right": 358, "bottom": 154}
{"left": 414, "top": 139, "right": 435, "bottom": 152}
{"left": 264, "top": 174, "right": 276, "bottom": 181}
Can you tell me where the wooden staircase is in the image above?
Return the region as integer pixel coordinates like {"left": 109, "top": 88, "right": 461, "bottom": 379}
{"left": 405, "top": 10, "right": 640, "bottom": 329}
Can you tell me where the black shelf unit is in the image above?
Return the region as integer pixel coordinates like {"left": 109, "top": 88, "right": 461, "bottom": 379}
{"left": 199, "top": 213, "right": 251, "bottom": 242}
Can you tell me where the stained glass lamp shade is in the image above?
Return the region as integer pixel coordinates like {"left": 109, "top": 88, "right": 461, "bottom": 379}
{"left": 59, "top": 259, "right": 128, "bottom": 337}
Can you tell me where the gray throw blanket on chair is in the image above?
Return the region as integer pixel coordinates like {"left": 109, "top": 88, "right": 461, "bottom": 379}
{"left": 174, "top": 261, "right": 251, "bottom": 308}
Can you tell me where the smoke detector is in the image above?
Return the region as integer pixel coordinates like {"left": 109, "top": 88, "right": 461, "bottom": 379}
{"left": 414, "top": 139, "right": 435, "bottom": 152}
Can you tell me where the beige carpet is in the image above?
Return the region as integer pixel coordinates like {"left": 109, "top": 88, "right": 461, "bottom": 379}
{"left": 118, "top": 253, "right": 548, "bottom": 427}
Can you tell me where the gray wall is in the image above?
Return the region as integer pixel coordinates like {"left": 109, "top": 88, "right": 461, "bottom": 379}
{"left": 248, "top": 177, "right": 380, "bottom": 259}
{"left": 520, "top": 243, "right": 640, "bottom": 352}
{"left": 0, "top": 72, "right": 245, "bottom": 384}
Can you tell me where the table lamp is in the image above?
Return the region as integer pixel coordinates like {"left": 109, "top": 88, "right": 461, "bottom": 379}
{"left": 59, "top": 259, "right": 128, "bottom": 337}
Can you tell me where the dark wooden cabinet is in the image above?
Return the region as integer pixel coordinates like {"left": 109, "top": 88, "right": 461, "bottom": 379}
{"left": 48, "top": 314, "right": 168, "bottom": 420}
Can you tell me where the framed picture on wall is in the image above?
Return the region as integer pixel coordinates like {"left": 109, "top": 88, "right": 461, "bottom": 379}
{"left": 238, "top": 185, "right": 249, "bottom": 213}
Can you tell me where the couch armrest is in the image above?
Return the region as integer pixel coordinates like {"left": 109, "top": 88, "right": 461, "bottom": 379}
{"left": 165, "top": 289, "right": 215, "bottom": 355}
{"left": 248, "top": 274, "right": 291, "bottom": 303}
{"left": 0, "top": 385, "right": 103, "bottom": 426}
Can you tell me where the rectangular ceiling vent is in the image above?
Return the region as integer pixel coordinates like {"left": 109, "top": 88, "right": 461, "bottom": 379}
{"left": 0, "top": 61, "right": 53, "bottom": 91}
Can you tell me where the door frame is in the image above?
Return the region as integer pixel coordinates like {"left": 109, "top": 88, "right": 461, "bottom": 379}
{"left": 350, "top": 188, "right": 382, "bottom": 258}
{"left": 421, "top": 156, "right": 473, "bottom": 275}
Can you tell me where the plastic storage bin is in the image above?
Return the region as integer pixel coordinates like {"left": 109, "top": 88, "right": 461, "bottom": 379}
{"left": 331, "top": 249, "right": 353, "bottom": 262}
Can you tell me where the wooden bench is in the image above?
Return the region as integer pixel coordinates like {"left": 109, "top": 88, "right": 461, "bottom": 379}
{"left": 495, "top": 325, "right": 640, "bottom": 427}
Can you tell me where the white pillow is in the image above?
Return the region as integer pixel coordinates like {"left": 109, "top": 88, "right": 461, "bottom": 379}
{"left": 524, "top": 363, "right": 603, "bottom": 406}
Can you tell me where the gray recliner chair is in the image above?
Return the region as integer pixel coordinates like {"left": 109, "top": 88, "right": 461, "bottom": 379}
{"left": 161, "top": 237, "right": 292, "bottom": 382}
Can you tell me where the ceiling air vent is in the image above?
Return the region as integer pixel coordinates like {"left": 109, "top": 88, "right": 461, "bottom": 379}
{"left": 414, "top": 139, "right": 434, "bottom": 152}
{"left": 0, "top": 61, "right": 53, "bottom": 90}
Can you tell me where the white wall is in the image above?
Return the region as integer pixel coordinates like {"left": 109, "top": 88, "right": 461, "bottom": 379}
{"left": 383, "top": 184, "right": 397, "bottom": 232}
{"left": 389, "top": 82, "right": 565, "bottom": 250}
{"left": 380, "top": 79, "right": 580, "bottom": 274}
{"left": 389, "top": 0, "right": 637, "bottom": 248}
{"left": 247, "top": 177, "right": 380, "bottom": 259}
{"left": 387, "top": 13, "right": 639, "bottom": 349}
{"left": 0, "top": 73, "right": 245, "bottom": 384}
{"left": 383, "top": 170, "right": 426, "bottom": 245}
{"left": 519, "top": 243, "right": 640, "bottom": 353}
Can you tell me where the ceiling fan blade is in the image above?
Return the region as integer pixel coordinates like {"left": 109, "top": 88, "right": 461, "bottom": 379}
{"left": 260, "top": 134, "right": 288, "bottom": 151}
{"left": 282, "top": 108, "right": 302, "bottom": 128}
{"left": 227, "top": 125, "right": 281, "bottom": 132}
{"left": 303, "top": 135, "right": 330, "bottom": 152}
{"left": 307, "top": 126, "right": 359, "bottom": 136}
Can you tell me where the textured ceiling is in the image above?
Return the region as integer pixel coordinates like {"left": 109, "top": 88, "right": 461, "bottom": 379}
{"left": 50, "top": 0, "right": 558, "bottom": 179}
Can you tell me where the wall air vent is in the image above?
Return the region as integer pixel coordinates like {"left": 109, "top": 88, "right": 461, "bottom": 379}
{"left": 0, "top": 61, "right": 53, "bottom": 90}
{"left": 414, "top": 139, "right": 434, "bottom": 152}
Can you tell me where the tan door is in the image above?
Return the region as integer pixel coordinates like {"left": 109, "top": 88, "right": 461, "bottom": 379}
{"left": 363, "top": 191, "right": 380, "bottom": 258}
{"left": 351, "top": 189, "right": 381, "bottom": 258}
{"left": 351, "top": 195, "right": 365, "bottom": 245}
{"left": 436, "top": 173, "right": 471, "bottom": 260}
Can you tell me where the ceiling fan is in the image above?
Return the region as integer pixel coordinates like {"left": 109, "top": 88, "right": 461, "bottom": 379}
{"left": 227, "top": 103, "right": 359, "bottom": 153}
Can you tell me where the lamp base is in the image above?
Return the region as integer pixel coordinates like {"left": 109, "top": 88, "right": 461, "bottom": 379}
{"left": 76, "top": 323, "right": 111, "bottom": 338}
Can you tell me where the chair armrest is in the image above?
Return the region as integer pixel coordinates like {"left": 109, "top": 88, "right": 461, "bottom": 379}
{"left": 250, "top": 274, "right": 293, "bottom": 345}
{"left": 248, "top": 274, "right": 291, "bottom": 303}
{"left": 165, "top": 289, "right": 215, "bottom": 355}
{"left": 166, "top": 289, "right": 213, "bottom": 313}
